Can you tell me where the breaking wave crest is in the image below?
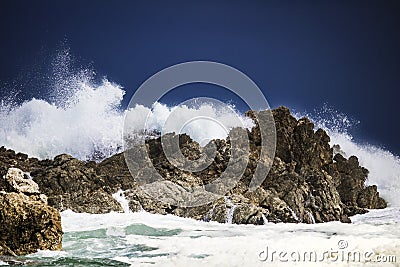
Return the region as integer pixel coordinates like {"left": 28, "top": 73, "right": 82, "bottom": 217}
{"left": 0, "top": 55, "right": 252, "bottom": 160}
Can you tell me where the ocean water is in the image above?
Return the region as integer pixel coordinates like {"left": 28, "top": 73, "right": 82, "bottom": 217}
{"left": 1, "top": 54, "right": 400, "bottom": 266}
{"left": 9, "top": 208, "right": 394, "bottom": 267}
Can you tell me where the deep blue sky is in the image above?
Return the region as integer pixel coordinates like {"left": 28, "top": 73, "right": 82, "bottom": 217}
{"left": 1, "top": 0, "right": 399, "bottom": 155}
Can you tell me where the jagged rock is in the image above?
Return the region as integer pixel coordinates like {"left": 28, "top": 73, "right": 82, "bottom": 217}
{"left": 266, "top": 107, "right": 297, "bottom": 163}
{"left": 357, "top": 185, "right": 387, "bottom": 209}
{"left": 332, "top": 144, "right": 347, "bottom": 157}
{"left": 173, "top": 203, "right": 213, "bottom": 220}
{"left": 124, "top": 187, "right": 173, "bottom": 215}
{"left": 30, "top": 154, "right": 123, "bottom": 213}
{"left": 4, "top": 168, "right": 39, "bottom": 194}
{"left": 0, "top": 168, "right": 62, "bottom": 256}
{"left": 327, "top": 153, "right": 387, "bottom": 211}
{"left": 232, "top": 203, "right": 266, "bottom": 225}
{"left": 329, "top": 154, "right": 367, "bottom": 204}
{"left": 0, "top": 106, "right": 388, "bottom": 225}
{"left": 0, "top": 148, "right": 129, "bottom": 214}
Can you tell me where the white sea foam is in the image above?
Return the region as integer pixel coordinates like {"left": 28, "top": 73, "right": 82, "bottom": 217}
{"left": 58, "top": 209, "right": 400, "bottom": 266}
{"left": 112, "top": 189, "right": 131, "bottom": 213}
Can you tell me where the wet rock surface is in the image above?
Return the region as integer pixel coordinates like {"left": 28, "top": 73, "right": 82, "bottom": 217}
{"left": 0, "top": 167, "right": 62, "bottom": 256}
{"left": 0, "top": 106, "right": 387, "bottom": 226}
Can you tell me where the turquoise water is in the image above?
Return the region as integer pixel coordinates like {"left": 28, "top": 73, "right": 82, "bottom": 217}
{"left": 1, "top": 209, "right": 395, "bottom": 266}
{"left": 21, "top": 224, "right": 180, "bottom": 266}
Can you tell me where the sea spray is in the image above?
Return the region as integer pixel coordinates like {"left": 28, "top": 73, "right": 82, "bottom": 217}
{"left": 305, "top": 210, "right": 316, "bottom": 224}
{"left": 0, "top": 56, "right": 253, "bottom": 161}
{"left": 295, "top": 106, "right": 400, "bottom": 207}
{"left": 0, "top": 79, "right": 125, "bottom": 161}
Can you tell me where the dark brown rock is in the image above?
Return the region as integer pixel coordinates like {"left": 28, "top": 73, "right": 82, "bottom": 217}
{"left": 357, "top": 185, "right": 387, "bottom": 209}
{"left": 327, "top": 153, "right": 387, "bottom": 212}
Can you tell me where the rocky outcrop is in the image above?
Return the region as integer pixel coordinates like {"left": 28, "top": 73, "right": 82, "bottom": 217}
{"left": 327, "top": 153, "right": 387, "bottom": 214}
{"left": 30, "top": 154, "right": 123, "bottom": 213}
{"left": 0, "top": 106, "right": 387, "bottom": 225}
{"left": 0, "top": 168, "right": 62, "bottom": 256}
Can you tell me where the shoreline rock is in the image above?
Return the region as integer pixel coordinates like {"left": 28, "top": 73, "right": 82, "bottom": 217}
{"left": 0, "top": 106, "right": 387, "bottom": 227}
{"left": 0, "top": 168, "right": 62, "bottom": 256}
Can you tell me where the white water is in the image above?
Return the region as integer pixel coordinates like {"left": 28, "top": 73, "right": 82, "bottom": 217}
{"left": 329, "top": 133, "right": 400, "bottom": 207}
{"left": 0, "top": 78, "right": 125, "bottom": 160}
{"left": 224, "top": 197, "right": 237, "bottom": 224}
{"left": 288, "top": 207, "right": 300, "bottom": 222}
{"left": 112, "top": 189, "right": 131, "bottom": 213}
{"left": 306, "top": 210, "right": 316, "bottom": 224}
{"left": 261, "top": 213, "right": 268, "bottom": 224}
{"left": 22, "top": 209, "right": 400, "bottom": 266}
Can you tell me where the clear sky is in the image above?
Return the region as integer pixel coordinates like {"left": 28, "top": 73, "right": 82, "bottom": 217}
{"left": 0, "top": 0, "right": 399, "bottom": 155}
